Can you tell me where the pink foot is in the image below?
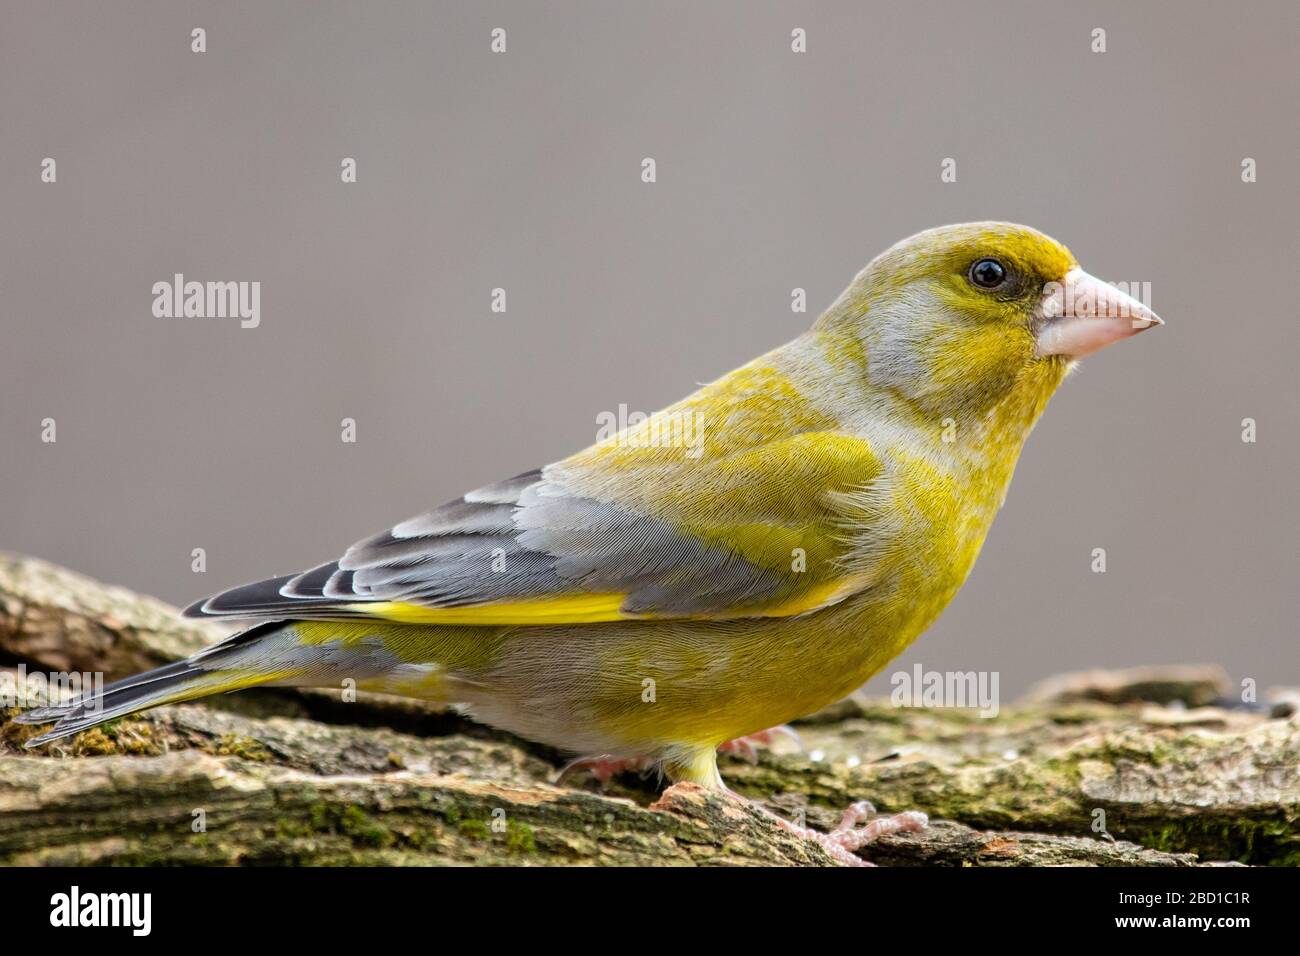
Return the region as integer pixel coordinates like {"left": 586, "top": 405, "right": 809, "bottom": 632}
{"left": 716, "top": 725, "right": 802, "bottom": 763}
{"left": 777, "top": 800, "right": 928, "bottom": 867}
{"left": 554, "top": 754, "right": 657, "bottom": 784}
{"left": 651, "top": 783, "right": 927, "bottom": 867}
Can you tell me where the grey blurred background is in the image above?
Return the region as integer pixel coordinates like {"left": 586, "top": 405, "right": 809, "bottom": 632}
{"left": 2, "top": 1, "right": 1297, "bottom": 697}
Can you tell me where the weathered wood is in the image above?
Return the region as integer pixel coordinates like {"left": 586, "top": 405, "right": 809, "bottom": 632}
{"left": 2, "top": 552, "right": 1295, "bottom": 866}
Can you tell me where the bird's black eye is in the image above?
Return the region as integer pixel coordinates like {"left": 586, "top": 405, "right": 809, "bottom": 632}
{"left": 968, "top": 258, "right": 1008, "bottom": 290}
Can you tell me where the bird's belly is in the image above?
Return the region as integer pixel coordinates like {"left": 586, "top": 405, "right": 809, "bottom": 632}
{"left": 452, "top": 579, "right": 959, "bottom": 756}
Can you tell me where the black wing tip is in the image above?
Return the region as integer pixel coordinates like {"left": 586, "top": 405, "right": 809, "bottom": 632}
{"left": 22, "top": 725, "right": 74, "bottom": 748}
{"left": 11, "top": 705, "right": 73, "bottom": 725}
{"left": 14, "top": 660, "right": 211, "bottom": 748}
{"left": 181, "top": 574, "right": 304, "bottom": 619}
{"left": 5, "top": 706, "right": 65, "bottom": 746}
{"left": 181, "top": 595, "right": 212, "bottom": 618}
{"left": 22, "top": 719, "right": 101, "bottom": 749}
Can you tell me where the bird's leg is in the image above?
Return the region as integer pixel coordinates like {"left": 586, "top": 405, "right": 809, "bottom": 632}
{"left": 653, "top": 746, "right": 927, "bottom": 866}
{"left": 565, "top": 726, "right": 802, "bottom": 784}
{"left": 554, "top": 754, "right": 658, "bottom": 784}
{"left": 716, "top": 724, "right": 802, "bottom": 763}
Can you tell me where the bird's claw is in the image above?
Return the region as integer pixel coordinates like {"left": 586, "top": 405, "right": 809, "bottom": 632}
{"left": 716, "top": 724, "right": 803, "bottom": 763}
{"left": 554, "top": 754, "right": 656, "bottom": 785}
{"left": 828, "top": 801, "right": 929, "bottom": 854}
{"left": 779, "top": 800, "right": 929, "bottom": 867}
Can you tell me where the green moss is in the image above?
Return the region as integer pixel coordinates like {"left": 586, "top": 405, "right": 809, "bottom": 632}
{"left": 62, "top": 719, "right": 162, "bottom": 756}
{"left": 275, "top": 815, "right": 314, "bottom": 841}
{"left": 342, "top": 806, "right": 393, "bottom": 848}
{"left": 294, "top": 801, "right": 395, "bottom": 849}
{"left": 213, "top": 733, "right": 272, "bottom": 762}
{"left": 1140, "top": 814, "right": 1300, "bottom": 866}
{"left": 506, "top": 820, "right": 537, "bottom": 854}
{"left": 454, "top": 815, "right": 536, "bottom": 854}
{"left": 0, "top": 707, "right": 44, "bottom": 750}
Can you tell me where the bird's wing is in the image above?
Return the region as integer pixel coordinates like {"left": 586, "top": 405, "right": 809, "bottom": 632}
{"left": 186, "top": 376, "right": 892, "bottom": 625}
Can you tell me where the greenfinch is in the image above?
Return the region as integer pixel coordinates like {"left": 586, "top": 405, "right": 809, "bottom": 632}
{"left": 19, "top": 223, "right": 1161, "bottom": 842}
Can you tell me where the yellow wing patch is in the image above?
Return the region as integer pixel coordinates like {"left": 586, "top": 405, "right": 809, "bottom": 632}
{"left": 347, "top": 594, "right": 633, "bottom": 626}
{"left": 345, "top": 568, "right": 873, "bottom": 627}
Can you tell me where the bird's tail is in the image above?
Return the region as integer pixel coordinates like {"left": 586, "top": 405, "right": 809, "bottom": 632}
{"left": 13, "top": 620, "right": 346, "bottom": 747}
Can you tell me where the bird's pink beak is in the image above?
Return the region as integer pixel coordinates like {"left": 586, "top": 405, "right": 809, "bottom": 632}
{"left": 1035, "top": 268, "right": 1164, "bottom": 359}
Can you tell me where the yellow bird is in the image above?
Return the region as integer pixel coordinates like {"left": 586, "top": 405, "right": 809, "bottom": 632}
{"left": 18, "top": 222, "right": 1162, "bottom": 861}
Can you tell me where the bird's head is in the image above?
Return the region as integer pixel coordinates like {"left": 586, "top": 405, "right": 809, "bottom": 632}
{"left": 817, "top": 222, "right": 1162, "bottom": 423}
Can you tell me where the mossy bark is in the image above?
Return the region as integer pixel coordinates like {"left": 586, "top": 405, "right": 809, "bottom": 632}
{"left": 1, "top": 553, "right": 1294, "bottom": 866}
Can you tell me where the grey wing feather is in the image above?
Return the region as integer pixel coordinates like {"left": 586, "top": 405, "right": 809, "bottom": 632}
{"left": 184, "top": 467, "right": 785, "bottom": 621}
